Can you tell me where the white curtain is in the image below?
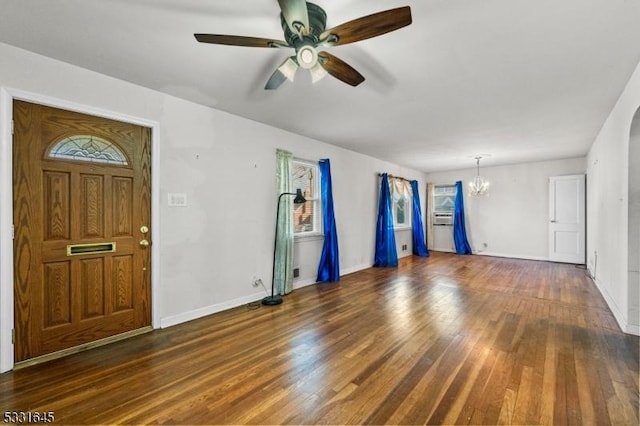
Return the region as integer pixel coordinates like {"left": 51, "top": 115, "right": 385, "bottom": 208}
{"left": 390, "top": 178, "right": 411, "bottom": 224}
{"left": 275, "top": 149, "right": 294, "bottom": 295}
{"left": 426, "top": 182, "right": 435, "bottom": 250}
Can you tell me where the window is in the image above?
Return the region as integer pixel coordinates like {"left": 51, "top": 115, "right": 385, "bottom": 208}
{"left": 391, "top": 179, "right": 411, "bottom": 229}
{"left": 432, "top": 184, "right": 456, "bottom": 225}
{"left": 433, "top": 185, "right": 456, "bottom": 213}
{"left": 292, "top": 159, "right": 321, "bottom": 235}
{"left": 47, "top": 135, "right": 128, "bottom": 166}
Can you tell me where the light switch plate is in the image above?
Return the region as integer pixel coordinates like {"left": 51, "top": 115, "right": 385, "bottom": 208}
{"left": 168, "top": 193, "right": 187, "bottom": 207}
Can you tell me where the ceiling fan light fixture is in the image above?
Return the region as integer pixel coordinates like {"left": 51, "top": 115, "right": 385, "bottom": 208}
{"left": 279, "top": 57, "right": 299, "bottom": 82}
{"left": 310, "top": 62, "right": 328, "bottom": 83}
{"left": 296, "top": 45, "right": 318, "bottom": 69}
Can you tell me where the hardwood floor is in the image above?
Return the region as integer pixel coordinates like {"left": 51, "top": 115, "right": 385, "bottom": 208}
{"left": 1, "top": 252, "right": 638, "bottom": 425}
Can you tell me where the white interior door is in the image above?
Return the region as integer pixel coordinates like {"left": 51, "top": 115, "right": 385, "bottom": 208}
{"left": 549, "top": 174, "right": 586, "bottom": 264}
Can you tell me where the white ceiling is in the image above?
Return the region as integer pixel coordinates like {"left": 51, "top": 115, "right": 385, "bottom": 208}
{"left": 1, "top": 0, "right": 639, "bottom": 172}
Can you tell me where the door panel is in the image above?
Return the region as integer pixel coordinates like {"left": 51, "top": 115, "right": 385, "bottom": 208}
{"left": 80, "top": 257, "right": 105, "bottom": 319}
{"left": 13, "top": 100, "right": 151, "bottom": 362}
{"left": 113, "top": 177, "right": 133, "bottom": 236}
{"left": 43, "top": 262, "right": 72, "bottom": 327}
{"left": 549, "top": 174, "right": 585, "bottom": 264}
{"left": 81, "top": 174, "right": 105, "bottom": 238}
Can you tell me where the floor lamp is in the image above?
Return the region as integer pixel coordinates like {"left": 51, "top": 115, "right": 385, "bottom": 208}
{"left": 263, "top": 188, "right": 307, "bottom": 306}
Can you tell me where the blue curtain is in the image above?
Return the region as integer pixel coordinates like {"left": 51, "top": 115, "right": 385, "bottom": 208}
{"left": 453, "top": 180, "right": 473, "bottom": 255}
{"left": 374, "top": 173, "right": 398, "bottom": 267}
{"left": 410, "top": 180, "right": 429, "bottom": 257}
{"left": 317, "top": 159, "right": 340, "bottom": 282}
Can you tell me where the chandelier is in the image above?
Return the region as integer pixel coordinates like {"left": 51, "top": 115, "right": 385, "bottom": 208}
{"left": 469, "top": 156, "right": 489, "bottom": 196}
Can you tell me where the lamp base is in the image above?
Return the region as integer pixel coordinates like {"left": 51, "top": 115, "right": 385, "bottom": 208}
{"left": 261, "top": 295, "right": 283, "bottom": 306}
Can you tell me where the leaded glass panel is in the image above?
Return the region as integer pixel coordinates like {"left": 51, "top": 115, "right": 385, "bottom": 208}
{"left": 47, "top": 135, "right": 128, "bottom": 165}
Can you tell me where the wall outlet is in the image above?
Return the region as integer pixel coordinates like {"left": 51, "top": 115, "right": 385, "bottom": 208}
{"left": 402, "top": 244, "right": 408, "bottom": 251}
{"left": 293, "top": 268, "right": 300, "bottom": 278}
{"left": 252, "top": 277, "right": 261, "bottom": 287}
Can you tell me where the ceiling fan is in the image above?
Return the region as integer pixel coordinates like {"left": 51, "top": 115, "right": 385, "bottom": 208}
{"left": 194, "top": 0, "right": 412, "bottom": 89}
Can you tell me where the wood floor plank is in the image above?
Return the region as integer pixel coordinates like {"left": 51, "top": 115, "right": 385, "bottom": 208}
{"left": 0, "top": 252, "right": 637, "bottom": 425}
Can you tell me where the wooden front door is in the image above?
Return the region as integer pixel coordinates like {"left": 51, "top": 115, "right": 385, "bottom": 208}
{"left": 13, "top": 100, "right": 151, "bottom": 362}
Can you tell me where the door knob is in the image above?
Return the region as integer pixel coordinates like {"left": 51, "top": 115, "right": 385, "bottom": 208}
{"left": 139, "top": 239, "right": 150, "bottom": 248}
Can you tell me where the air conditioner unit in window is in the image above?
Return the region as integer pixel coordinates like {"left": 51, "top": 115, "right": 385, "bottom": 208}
{"left": 433, "top": 212, "right": 453, "bottom": 225}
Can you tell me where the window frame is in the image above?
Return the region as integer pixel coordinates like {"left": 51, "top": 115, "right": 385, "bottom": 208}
{"left": 432, "top": 184, "right": 456, "bottom": 226}
{"left": 391, "top": 178, "right": 412, "bottom": 230}
{"left": 432, "top": 184, "right": 456, "bottom": 214}
{"left": 292, "top": 158, "right": 322, "bottom": 238}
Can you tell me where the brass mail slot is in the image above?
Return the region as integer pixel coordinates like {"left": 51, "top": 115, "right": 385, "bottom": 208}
{"left": 67, "top": 242, "right": 116, "bottom": 256}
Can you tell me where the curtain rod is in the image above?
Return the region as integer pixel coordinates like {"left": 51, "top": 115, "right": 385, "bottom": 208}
{"left": 378, "top": 173, "right": 412, "bottom": 182}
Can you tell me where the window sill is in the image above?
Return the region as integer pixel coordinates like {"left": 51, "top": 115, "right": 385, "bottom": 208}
{"left": 394, "top": 226, "right": 412, "bottom": 232}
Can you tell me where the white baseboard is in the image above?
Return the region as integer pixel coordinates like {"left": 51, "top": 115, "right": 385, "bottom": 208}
{"left": 591, "top": 273, "right": 639, "bottom": 336}
{"left": 161, "top": 264, "right": 374, "bottom": 329}
{"left": 475, "top": 251, "right": 549, "bottom": 262}
{"left": 293, "top": 263, "right": 372, "bottom": 288}
{"left": 340, "top": 263, "right": 372, "bottom": 276}
{"left": 160, "top": 292, "right": 264, "bottom": 328}
{"left": 432, "top": 248, "right": 455, "bottom": 253}
{"left": 293, "top": 277, "right": 318, "bottom": 289}
{"left": 430, "top": 249, "right": 548, "bottom": 262}
{"left": 625, "top": 322, "right": 640, "bottom": 335}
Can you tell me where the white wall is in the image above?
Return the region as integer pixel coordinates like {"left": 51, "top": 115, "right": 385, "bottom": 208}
{"left": 153, "top": 96, "right": 429, "bottom": 321}
{"left": 425, "top": 157, "right": 586, "bottom": 260}
{"left": 0, "top": 42, "right": 427, "bottom": 371}
{"left": 586, "top": 60, "right": 640, "bottom": 335}
{"left": 629, "top": 109, "right": 640, "bottom": 332}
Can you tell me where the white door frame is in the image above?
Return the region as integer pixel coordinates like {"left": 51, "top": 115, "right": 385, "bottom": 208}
{"left": 0, "top": 87, "right": 161, "bottom": 373}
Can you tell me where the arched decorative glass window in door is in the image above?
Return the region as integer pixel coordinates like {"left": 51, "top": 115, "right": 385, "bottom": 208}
{"left": 47, "top": 135, "right": 129, "bottom": 166}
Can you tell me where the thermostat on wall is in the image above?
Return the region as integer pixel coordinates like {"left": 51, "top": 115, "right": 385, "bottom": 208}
{"left": 168, "top": 193, "right": 187, "bottom": 207}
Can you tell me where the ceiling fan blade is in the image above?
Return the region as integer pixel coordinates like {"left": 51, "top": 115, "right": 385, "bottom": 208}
{"left": 194, "top": 34, "right": 288, "bottom": 48}
{"left": 318, "top": 51, "right": 365, "bottom": 87}
{"left": 319, "top": 6, "right": 412, "bottom": 46}
{"left": 265, "top": 57, "right": 299, "bottom": 90}
{"left": 278, "top": 0, "right": 310, "bottom": 34}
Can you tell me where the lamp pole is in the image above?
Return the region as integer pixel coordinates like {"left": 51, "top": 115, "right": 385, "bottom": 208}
{"left": 263, "top": 189, "right": 306, "bottom": 306}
